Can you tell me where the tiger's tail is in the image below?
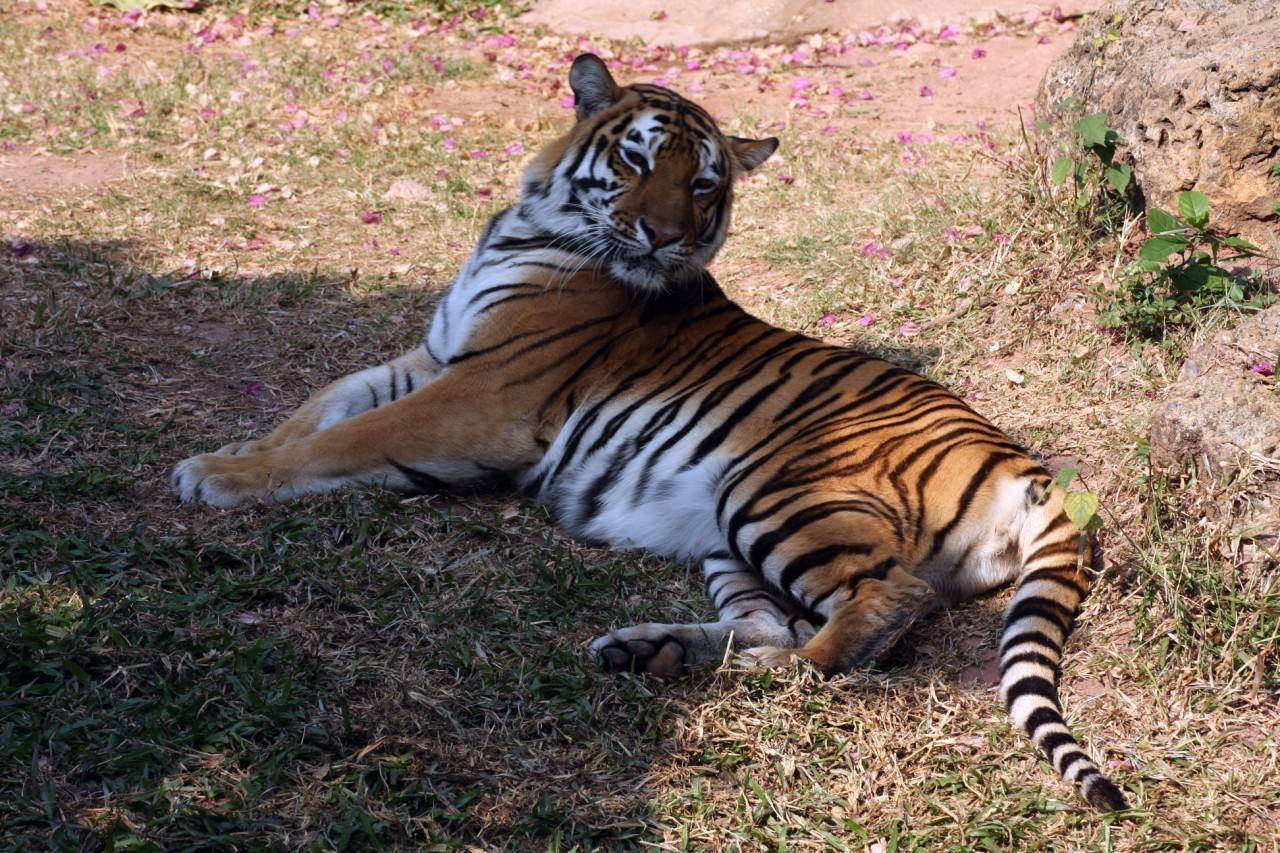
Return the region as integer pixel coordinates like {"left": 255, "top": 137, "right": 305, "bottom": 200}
{"left": 998, "top": 489, "right": 1128, "bottom": 811}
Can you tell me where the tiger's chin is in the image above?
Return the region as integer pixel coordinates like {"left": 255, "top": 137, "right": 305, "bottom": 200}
{"left": 607, "top": 254, "right": 699, "bottom": 292}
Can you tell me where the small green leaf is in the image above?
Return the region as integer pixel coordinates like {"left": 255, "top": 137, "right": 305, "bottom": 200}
{"left": 1103, "top": 163, "right": 1131, "bottom": 193}
{"left": 1221, "top": 235, "right": 1259, "bottom": 251}
{"left": 1034, "top": 120, "right": 1052, "bottom": 131}
{"left": 1053, "top": 465, "right": 1079, "bottom": 493}
{"left": 1178, "top": 190, "right": 1210, "bottom": 228}
{"left": 1074, "top": 113, "right": 1109, "bottom": 147}
{"left": 1051, "top": 157, "right": 1074, "bottom": 187}
{"left": 1146, "top": 207, "right": 1179, "bottom": 234}
{"left": 1138, "top": 236, "right": 1187, "bottom": 262}
{"left": 1063, "top": 491, "right": 1100, "bottom": 531}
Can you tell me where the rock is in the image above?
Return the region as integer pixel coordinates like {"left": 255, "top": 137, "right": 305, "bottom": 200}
{"left": 1151, "top": 304, "right": 1280, "bottom": 477}
{"left": 1151, "top": 305, "right": 1280, "bottom": 549}
{"left": 383, "top": 179, "right": 434, "bottom": 202}
{"left": 1039, "top": 0, "right": 1280, "bottom": 242}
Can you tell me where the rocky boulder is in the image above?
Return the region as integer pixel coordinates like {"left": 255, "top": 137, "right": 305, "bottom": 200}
{"left": 1151, "top": 304, "right": 1279, "bottom": 543}
{"left": 1039, "top": 0, "right": 1280, "bottom": 242}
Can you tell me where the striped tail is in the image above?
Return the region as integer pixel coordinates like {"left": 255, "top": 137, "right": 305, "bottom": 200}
{"left": 999, "top": 492, "right": 1128, "bottom": 811}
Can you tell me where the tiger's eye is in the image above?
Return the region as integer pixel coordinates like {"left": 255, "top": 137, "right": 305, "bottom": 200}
{"left": 622, "top": 149, "right": 648, "bottom": 173}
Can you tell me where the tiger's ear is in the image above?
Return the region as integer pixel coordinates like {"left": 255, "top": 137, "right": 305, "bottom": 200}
{"left": 569, "top": 54, "right": 620, "bottom": 120}
{"left": 729, "top": 136, "right": 779, "bottom": 175}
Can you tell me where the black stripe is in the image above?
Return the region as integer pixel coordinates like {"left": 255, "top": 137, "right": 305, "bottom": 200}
{"left": 1006, "top": 596, "right": 1075, "bottom": 634}
{"left": 999, "top": 629, "right": 1061, "bottom": 657}
{"left": 778, "top": 544, "right": 872, "bottom": 591}
{"left": 1057, "top": 751, "right": 1092, "bottom": 778}
{"left": 1039, "top": 732, "right": 1078, "bottom": 760}
{"left": 1025, "top": 539, "right": 1082, "bottom": 566}
{"left": 387, "top": 459, "right": 449, "bottom": 493}
{"left": 1024, "top": 706, "right": 1064, "bottom": 735}
{"left": 1020, "top": 566, "right": 1089, "bottom": 595}
{"left": 1002, "top": 650, "right": 1058, "bottom": 670}
{"left": 1003, "top": 676, "right": 1060, "bottom": 709}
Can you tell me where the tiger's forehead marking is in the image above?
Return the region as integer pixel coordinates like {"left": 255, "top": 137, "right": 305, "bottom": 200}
{"left": 608, "top": 96, "right": 726, "bottom": 176}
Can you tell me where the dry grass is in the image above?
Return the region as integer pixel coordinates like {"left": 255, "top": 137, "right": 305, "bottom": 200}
{"left": 2, "top": 1, "right": 1278, "bottom": 850}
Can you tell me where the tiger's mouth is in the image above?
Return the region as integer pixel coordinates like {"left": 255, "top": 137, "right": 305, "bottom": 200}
{"left": 608, "top": 251, "right": 670, "bottom": 289}
{"left": 605, "top": 239, "right": 703, "bottom": 290}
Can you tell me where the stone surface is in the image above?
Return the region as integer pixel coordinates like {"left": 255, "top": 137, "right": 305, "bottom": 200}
{"left": 1152, "top": 305, "right": 1280, "bottom": 547}
{"left": 1152, "top": 304, "right": 1280, "bottom": 480}
{"left": 383, "top": 179, "right": 435, "bottom": 202}
{"left": 1039, "top": 0, "right": 1280, "bottom": 241}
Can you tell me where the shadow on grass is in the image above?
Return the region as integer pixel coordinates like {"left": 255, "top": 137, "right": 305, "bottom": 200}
{"left": 2, "top": 238, "right": 960, "bottom": 849}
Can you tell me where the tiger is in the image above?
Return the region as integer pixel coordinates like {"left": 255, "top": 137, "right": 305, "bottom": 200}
{"left": 171, "top": 53, "right": 1129, "bottom": 811}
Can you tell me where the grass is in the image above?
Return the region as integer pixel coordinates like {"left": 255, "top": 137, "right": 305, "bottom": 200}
{"left": 3, "top": 0, "right": 1279, "bottom": 849}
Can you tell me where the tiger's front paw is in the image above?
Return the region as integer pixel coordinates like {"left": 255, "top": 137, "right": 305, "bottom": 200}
{"left": 170, "top": 453, "right": 271, "bottom": 508}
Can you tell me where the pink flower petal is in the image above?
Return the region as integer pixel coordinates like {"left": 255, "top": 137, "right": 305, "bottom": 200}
{"left": 970, "top": 48, "right": 987, "bottom": 59}
{"left": 245, "top": 382, "right": 263, "bottom": 396}
{"left": 898, "top": 320, "right": 922, "bottom": 338}
{"left": 857, "top": 311, "right": 876, "bottom": 326}
{"left": 919, "top": 85, "right": 934, "bottom": 98}
{"left": 1252, "top": 361, "right": 1274, "bottom": 377}
{"left": 247, "top": 194, "right": 266, "bottom": 207}
{"left": 362, "top": 211, "right": 382, "bottom": 224}
{"left": 939, "top": 66, "right": 957, "bottom": 80}
{"left": 504, "top": 141, "right": 525, "bottom": 156}
{"left": 1177, "top": 18, "right": 1197, "bottom": 32}
{"left": 817, "top": 312, "right": 836, "bottom": 327}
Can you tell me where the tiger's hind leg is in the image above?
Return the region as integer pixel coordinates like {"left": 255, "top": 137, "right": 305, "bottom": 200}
{"left": 212, "top": 346, "right": 440, "bottom": 457}
{"left": 589, "top": 554, "right": 816, "bottom": 678}
{"left": 744, "top": 556, "right": 937, "bottom": 676}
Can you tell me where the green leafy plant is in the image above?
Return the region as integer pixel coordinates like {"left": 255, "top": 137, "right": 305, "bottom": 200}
{"left": 1050, "top": 112, "right": 1132, "bottom": 203}
{"left": 1097, "top": 191, "right": 1273, "bottom": 341}
{"left": 1040, "top": 107, "right": 1132, "bottom": 232}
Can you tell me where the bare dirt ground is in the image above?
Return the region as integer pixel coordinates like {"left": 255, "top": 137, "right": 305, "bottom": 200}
{"left": 2, "top": 0, "right": 1277, "bottom": 849}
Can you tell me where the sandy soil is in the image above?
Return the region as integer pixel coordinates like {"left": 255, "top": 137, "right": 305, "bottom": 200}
{"left": 523, "top": 0, "right": 1103, "bottom": 45}
{"left": 0, "top": 151, "right": 127, "bottom": 197}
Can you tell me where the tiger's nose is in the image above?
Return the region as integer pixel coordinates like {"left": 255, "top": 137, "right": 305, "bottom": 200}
{"left": 638, "top": 217, "right": 685, "bottom": 249}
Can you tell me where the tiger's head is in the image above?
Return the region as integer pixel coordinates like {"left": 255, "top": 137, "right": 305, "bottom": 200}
{"left": 520, "top": 54, "right": 778, "bottom": 292}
